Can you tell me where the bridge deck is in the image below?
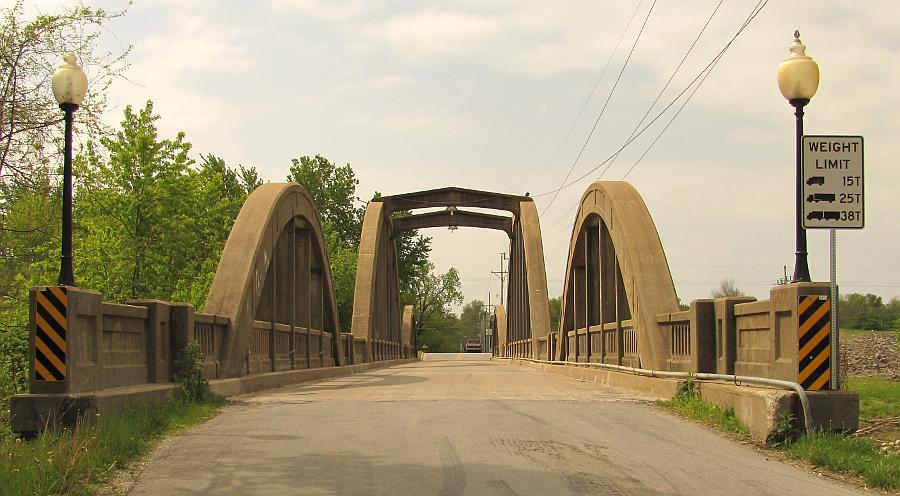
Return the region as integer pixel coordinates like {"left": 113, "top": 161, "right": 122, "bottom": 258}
{"left": 127, "top": 361, "right": 861, "bottom": 495}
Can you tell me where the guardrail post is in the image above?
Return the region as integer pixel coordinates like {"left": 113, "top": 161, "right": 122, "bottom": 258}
{"left": 169, "top": 303, "right": 195, "bottom": 375}
{"left": 128, "top": 300, "right": 173, "bottom": 383}
{"left": 691, "top": 299, "right": 716, "bottom": 373}
{"left": 29, "top": 286, "right": 103, "bottom": 395}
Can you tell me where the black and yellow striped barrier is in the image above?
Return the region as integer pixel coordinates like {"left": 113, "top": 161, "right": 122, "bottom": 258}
{"left": 34, "top": 286, "right": 68, "bottom": 381}
{"left": 798, "top": 295, "right": 831, "bottom": 391}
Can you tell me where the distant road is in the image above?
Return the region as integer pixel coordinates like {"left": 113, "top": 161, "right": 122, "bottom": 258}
{"left": 127, "top": 360, "right": 862, "bottom": 495}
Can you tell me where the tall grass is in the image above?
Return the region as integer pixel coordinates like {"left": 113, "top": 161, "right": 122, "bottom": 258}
{"left": 0, "top": 396, "right": 223, "bottom": 496}
{"left": 657, "top": 378, "right": 750, "bottom": 437}
{"left": 785, "top": 431, "right": 900, "bottom": 491}
{"left": 659, "top": 378, "right": 900, "bottom": 491}
{"left": 845, "top": 376, "right": 900, "bottom": 419}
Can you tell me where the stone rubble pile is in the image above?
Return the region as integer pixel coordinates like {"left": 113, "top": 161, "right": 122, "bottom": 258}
{"left": 841, "top": 331, "right": 900, "bottom": 380}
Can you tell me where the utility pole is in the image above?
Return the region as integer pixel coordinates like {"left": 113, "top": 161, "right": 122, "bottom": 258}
{"left": 482, "top": 293, "right": 493, "bottom": 352}
{"left": 491, "top": 252, "right": 508, "bottom": 304}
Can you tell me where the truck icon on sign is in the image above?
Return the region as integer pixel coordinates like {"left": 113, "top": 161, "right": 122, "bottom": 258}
{"left": 807, "top": 211, "right": 841, "bottom": 221}
{"left": 806, "top": 176, "right": 825, "bottom": 186}
{"left": 807, "top": 193, "right": 835, "bottom": 203}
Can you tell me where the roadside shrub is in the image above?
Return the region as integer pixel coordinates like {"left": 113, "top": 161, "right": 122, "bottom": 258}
{"left": 172, "top": 342, "right": 211, "bottom": 402}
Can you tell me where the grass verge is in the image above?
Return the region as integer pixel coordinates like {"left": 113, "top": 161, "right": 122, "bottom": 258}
{"left": 783, "top": 431, "right": 899, "bottom": 491}
{"left": 657, "top": 379, "right": 749, "bottom": 437}
{"left": 659, "top": 379, "right": 900, "bottom": 491}
{"left": 845, "top": 376, "right": 900, "bottom": 420}
{"left": 0, "top": 395, "right": 223, "bottom": 496}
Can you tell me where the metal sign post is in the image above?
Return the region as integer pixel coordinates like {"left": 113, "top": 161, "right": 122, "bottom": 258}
{"left": 830, "top": 229, "right": 839, "bottom": 389}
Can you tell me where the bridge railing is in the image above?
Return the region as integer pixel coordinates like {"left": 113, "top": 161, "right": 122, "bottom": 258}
{"left": 536, "top": 337, "right": 548, "bottom": 361}
{"left": 621, "top": 320, "right": 639, "bottom": 367}
{"left": 652, "top": 284, "right": 832, "bottom": 387}
{"left": 600, "top": 323, "right": 617, "bottom": 364}
{"left": 656, "top": 299, "right": 714, "bottom": 373}
{"left": 194, "top": 313, "right": 229, "bottom": 378}
{"left": 507, "top": 338, "right": 532, "bottom": 358}
{"left": 561, "top": 320, "right": 639, "bottom": 366}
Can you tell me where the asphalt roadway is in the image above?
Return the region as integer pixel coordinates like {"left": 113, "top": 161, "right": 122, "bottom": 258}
{"left": 127, "top": 358, "right": 864, "bottom": 495}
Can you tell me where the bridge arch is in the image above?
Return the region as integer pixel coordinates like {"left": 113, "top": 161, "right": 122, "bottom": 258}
{"left": 351, "top": 187, "right": 551, "bottom": 359}
{"left": 205, "top": 183, "right": 343, "bottom": 376}
{"left": 491, "top": 304, "right": 508, "bottom": 357}
{"left": 556, "top": 181, "right": 679, "bottom": 369}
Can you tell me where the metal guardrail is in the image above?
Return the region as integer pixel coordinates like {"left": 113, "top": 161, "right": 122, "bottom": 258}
{"left": 502, "top": 357, "right": 814, "bottom": 433}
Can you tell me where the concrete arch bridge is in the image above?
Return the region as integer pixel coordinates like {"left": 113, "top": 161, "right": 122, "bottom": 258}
{"left": 13, "top": 180, "right": 837, "bottom": 433}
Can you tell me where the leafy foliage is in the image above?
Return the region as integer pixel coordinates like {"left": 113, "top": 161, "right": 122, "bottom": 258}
{"left": 548, "top": 296, "right": 561, "bottom": 332}
{"left": 0, "top": 101, "right": 256, "bottom": 422}
{"left": 840, "top": 293, "right": 900, "bottom": 331}
{"left": 1, "top": 1, "right": 131, "bottom": 427}
{"left": 287, "top": 155, "right": 363, "bottom": 248}
{"left": 710, "top": 279, "right": 745, "bottom": 298}
{"left": 1, "top": 396, "right": 223, "bottom": 495}
{"left": 417, "top": 299, "right": 484, "bottom": 353}
{"left": 408, "top": 262, "right": 463, "bottom": 332}
{"left": 659, "top": 379, "right": 749, "bottom": 437}
{"left": 0, "top": 1, "right": 130, "bottom": 184}
{"left": 287, "top": 157, "right": 433, "bottom": 330}
{"left": 75, "top": 102, "right": 256, "bottom": 308}
{"left": 173, "top": 342, "right": 211, "bottom": 402}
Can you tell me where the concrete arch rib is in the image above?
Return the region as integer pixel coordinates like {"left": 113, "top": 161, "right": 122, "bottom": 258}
{"left": 557, "top": 181, "right": 679, "bottom": 369}
{"left": 351, "top": 200, "right": 400, "bottom": 351}
{"left": 518, "top": 201, "right": 552, "bottom": 358}
{"left": 492, "top": 305, "right": 507, "bottom": 357}
{"left": 205, "top": 183, "right": 341, "bottom": 377}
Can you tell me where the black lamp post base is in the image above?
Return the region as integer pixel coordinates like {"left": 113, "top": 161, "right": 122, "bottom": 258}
{"left": 57, "top": 103, "right": 78, "bottom": 287}
{"left": 790, "top": 98, "right": 811, "bottom": 283}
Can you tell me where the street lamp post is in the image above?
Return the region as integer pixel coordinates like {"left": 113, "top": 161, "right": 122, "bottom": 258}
{"left": 51, "top": 53, "right": 88, "bottom": 287}
{"left": 777, "top": 31, "right": 819, "bottom": 283}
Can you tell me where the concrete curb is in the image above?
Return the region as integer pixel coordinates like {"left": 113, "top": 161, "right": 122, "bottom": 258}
{"left": 11, "top": 358, "right": 419, "bottom": 433}
{"left": 503, "top": 358, "right": 857, "bottom": 443}
{"left": 210, "top": 358, "right": 418, "bottom": 396}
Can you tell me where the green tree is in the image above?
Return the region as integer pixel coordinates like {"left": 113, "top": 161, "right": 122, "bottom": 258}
{"left": 76, "top": 102, "right": 253, "bottom": 309}
{"left": 77, "top": 101, "right": 195, "bottom": 300}
{"left": 169, "top": 154, "right": 259, "bottom": 308}
{"left": 711, "top": 279, "right": 745, "bottom": 299}
{"left": 288, "top": 158, "right": 432, "bottom": 330}
{"left": 1, "top": 2, "right": 130, "bottom": 184}
{"left": 287, "top": 155, "right": 364, "bottom": 246}
{"left": 0, "top": 0, "right": 130, "bottom": 407}
{"left": 409, "top": 262, "right": 463, "bottom": 332}
{"left": 548, "top": 296, "right": 562, "bottom": 332}
{"left": 417, "top": 311, "right": 463, "bottom": 352}
{"left": 394, "top": 211, "right": 431, "bottom": 305}
{"left": 459, "top": 299, "right": 487, "bottom": 338}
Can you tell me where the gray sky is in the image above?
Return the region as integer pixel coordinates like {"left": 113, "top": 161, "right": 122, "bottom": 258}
{"left": 38, "top": 1, "right": 900, "bottom": 309}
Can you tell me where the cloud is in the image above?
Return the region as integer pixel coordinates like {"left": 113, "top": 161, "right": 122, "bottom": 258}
{"left": 341, "top": 109, "right": 474, "bottom": 134}
{"left": 271, "top": 0, "right": 371, "bottom": 20}
{"left": 356, "top": 9, "right": 502, "bottom": 57}
{"left": 366, "top": 75, "right": 415, "bottom": 90}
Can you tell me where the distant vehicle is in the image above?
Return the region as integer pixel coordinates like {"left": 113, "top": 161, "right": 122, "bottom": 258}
{"left": 463, "top": 338, "right": 482, "bottom": 353}
{"left": 807, "top": 193, "right": 835, "bottom": 203}
{"left": 806, "top": 176, "right": 825, "bottom": 186}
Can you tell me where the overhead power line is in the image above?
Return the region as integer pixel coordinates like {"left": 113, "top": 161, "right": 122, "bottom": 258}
{"left": 620, "top": 0, "right": 768, "bottom": 180}
{"left": 598, "top": 0, "right": 725, "bottom": 181}
{"left": 527, "top": 0, "right": 644, "bottom": 194}
{"left": 540, "top": 0, "right": 657, "bottom": 218}
{"left": 535, "top": 0, "right": 770, "bottom": 233}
